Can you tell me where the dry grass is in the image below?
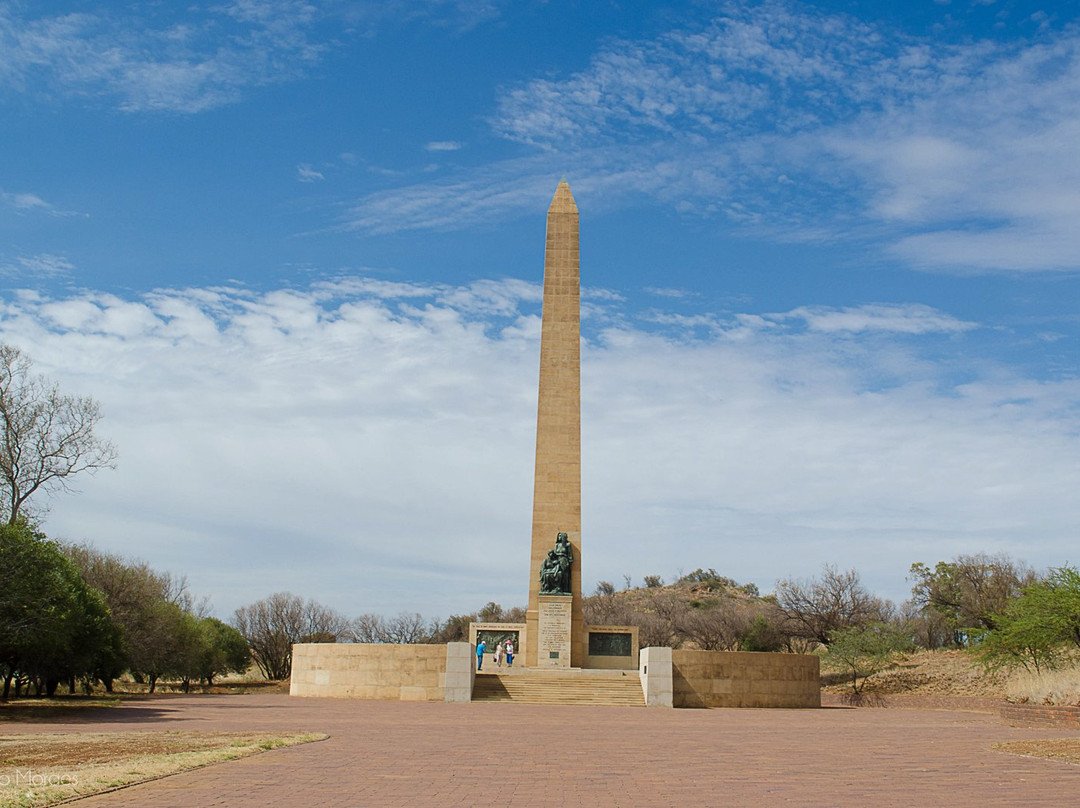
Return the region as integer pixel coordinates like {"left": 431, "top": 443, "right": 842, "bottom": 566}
{"left": 1005, "top": 667, "right": 1080, "bottom": 706}
{"left": 818, "top": 648, "right": 1080, "bottom": 708}
{"left": 993, "top": 738, "right": 1080, "bottom": 765}
{"left": 0, "top": 730, "right": 325, "bottom": 808}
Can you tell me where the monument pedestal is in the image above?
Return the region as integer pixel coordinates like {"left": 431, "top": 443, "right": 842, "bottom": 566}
{"left": 536, "top": 595, "right": 573, "bottom": 668}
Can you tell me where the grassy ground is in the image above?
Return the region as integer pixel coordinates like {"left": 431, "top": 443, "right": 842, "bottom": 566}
{"left": 0, "top": 729, "right": 325, "bottom": 808}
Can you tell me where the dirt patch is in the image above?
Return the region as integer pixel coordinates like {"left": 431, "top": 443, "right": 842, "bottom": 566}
{"left": 0, "top": 730, "right": 325, "bottom": 807}
{"left": 993, "top": 738, "right": 1080, "bottom": 765}
{"left": 822, "top": 650, "right": 1007, "bottom": 699}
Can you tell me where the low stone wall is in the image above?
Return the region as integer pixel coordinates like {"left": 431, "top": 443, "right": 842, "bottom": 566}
{"left": 1001, "top": 702, "right": 1080, "bottom": 728}
{"left": 290, "top": 643, "right": 451, "bottom": 701}
{"left": 672, "top": 650, "right": 820, "bottom": 708}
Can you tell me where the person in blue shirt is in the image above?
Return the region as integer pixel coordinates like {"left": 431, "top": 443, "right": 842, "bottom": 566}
{"left": 476, "top": 638, "right": 486, "bottom": 670}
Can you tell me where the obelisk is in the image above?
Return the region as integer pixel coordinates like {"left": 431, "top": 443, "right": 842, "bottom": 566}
{"left": 525, "top": 180, "right": 584, "bottom": 668}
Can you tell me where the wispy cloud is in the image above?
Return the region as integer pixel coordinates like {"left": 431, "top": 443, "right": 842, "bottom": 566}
{"left": 0, "top": 186, "right": 82, "bottom": 217}
{"left": 297, "top": 163, "right": 325, "bottom": 182}
{"left": 338, "top": 163, "right": 562, "bottom": 233}
{"left": 339, "top": 1, "right": 1080, "bottom": 273}
{"left": 0, "top": 1, "right": 508, "bottom": 113}
{"left": 645, "top": 287, "right": 697, "bottom": 300}
{"left": 0, "top": 276, "right": 1074, "bottom": 614}
{"left": 0, "top": 1, "right": 325, "bottom": 112}
{"left": 0, "top": 188, "right": 52, "bottom": 213}
{"left": 772, "top": 304, "right": 978, "bottom": 335}
{"left": 425, "top": 141, "right": 463, "bottom": 152}
{"left": 0, "top": 254, "right": 75, "bottom": 278}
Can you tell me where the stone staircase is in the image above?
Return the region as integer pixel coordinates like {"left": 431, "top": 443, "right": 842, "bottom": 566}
{"left": 472, "top": 669, "right": 644, "bottom": 707}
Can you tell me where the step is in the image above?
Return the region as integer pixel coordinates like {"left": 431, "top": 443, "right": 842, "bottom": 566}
{"left": 472, "top": 670, "right": 644, "bottom": 706}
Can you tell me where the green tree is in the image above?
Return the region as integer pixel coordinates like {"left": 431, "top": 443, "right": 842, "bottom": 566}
{"left": 1023, "top": 566, "right": 1080, "bottom": 651}
{"left": 974, "top": 602, "right": 1060, "bottom": 674}
{"left": 972, "top": 566, "right": 1080, "bottom": 674}
{"left": 128, "top": 600, "right": 204, "bottom": 693}
{"left": 0, "top": 522, "right": 120, "bottom": 698}
{"left": 195, "top": 618, "right": 250, "bottom": 686}
{"left": 826, "top": 622, "right": 914, "bottom": 695}
{"left": 740, "top": 614, "right": 787, "bottom": 653}
{"left": 909, "top": 553, "right": 1033, "bottom": 644}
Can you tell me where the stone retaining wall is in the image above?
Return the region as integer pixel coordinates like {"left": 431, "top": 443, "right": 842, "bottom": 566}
{"left": 290, "top": 643, "right": 451, "bottom": 701}
{"left": 672, "top": 650, "right": 820, "bottom": 708}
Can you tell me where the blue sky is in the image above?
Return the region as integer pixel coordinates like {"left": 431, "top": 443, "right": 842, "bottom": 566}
{"left": 1, "top": 0, "right": 1079, "bottom": 621}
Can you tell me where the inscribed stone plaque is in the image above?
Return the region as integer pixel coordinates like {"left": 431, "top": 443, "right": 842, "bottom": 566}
{"left": 588, "top": 631, "right": 632, "bottom": 657}
{"left": 537, "top": 596, "right": 572, "bottom": 668}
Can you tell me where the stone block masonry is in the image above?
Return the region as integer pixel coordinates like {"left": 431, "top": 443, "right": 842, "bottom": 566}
{"left": 526, "top": 181, "right": 585, "bottom": 667}
{"left": 290, "top": 642, "right": 454, "bottom": 701}
{"left": 672, "top": 650, "right": 820, "bottom": 708}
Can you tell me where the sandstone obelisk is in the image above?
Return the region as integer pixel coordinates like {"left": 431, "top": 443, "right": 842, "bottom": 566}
{"left": 525, "top": 180, "right": 584, "bottom": 668}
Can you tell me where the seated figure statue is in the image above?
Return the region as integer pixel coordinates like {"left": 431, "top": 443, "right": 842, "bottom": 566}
{"left": 539, "top": 550, "right": 563, "bottom": 594}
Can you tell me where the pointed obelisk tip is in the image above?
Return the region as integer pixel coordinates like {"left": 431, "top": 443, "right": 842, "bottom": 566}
{"left": 549, "top": 178, "right": 578, "bottom": 213}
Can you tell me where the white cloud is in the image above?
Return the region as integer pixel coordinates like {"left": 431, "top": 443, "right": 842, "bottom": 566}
{"left": 0, "top": 277, "right": 1075, "bottom": 619}
{"left": 425, "top": 141, "right": 463, "bottom": 152}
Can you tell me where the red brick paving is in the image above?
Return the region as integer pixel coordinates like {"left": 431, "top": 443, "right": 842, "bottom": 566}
{"left": 7, "top": 694, "right": 1080, "bottom": 806}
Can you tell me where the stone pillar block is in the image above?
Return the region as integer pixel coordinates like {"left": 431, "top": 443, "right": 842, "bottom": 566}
{"left": 444, "top": 641, "right": 474, "bottom": 703}
{"left": 639, "top": 646, "right": 673, "bottom": 708}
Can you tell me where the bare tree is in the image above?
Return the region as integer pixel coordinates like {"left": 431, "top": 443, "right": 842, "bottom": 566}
{"left": 0, "top": 344, "right": 117, "bottom": 523}
{"left": 232, "top": 592, "right": 350, "bottom": 680}
{"left": 351, "top": 612, "right": 435, "bottom": 644}
{"left": 774, "top": 565, "right": 889, "bottom": 647}
{"left": 676, "top": 599, "right": 751, "bottom": 651}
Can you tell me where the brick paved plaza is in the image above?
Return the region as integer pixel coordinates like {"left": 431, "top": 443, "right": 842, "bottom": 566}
{"left": 8, "top": 694, "right": 1080, "bottom": 806}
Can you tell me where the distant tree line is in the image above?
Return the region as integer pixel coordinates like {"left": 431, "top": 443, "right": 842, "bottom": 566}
{"left": 8, "top": 524, "right": 1080, "bottom": 698}
{"left": 227, "top": 596, "right": 526, "bottom": 681}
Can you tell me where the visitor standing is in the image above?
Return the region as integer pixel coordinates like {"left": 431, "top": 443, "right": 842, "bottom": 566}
{"left": 495, "top": 641, "right": 504, "bottom": 668}
{"left": 476, "top": 638, "right": 486, "bottom": 670}
{"left": 505, "top": 639, "right": 514, "bottom": 667}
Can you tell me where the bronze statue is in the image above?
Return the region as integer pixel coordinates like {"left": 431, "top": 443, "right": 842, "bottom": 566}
{"left": 539, "top": 532, "right": 573, "bottom": 594}
{"left": 539, "top": 550, "right": 562, "bottom": 593}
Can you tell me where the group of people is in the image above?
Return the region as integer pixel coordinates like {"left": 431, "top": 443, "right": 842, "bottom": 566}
{"left": 475, "top": 638, "right": 514, "bottom": 671}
